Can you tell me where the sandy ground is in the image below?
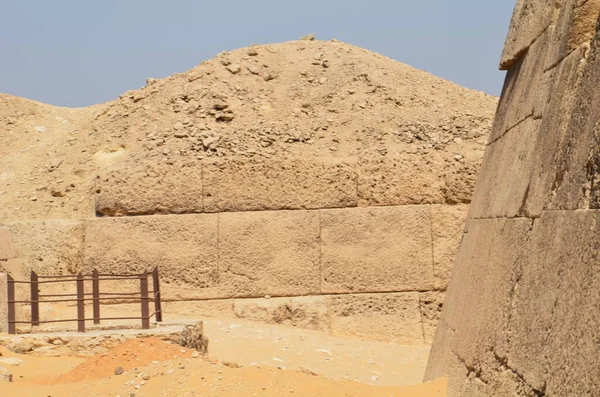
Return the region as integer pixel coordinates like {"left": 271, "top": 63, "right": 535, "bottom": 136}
{"left": 0, "top": 341, "right": 446, "bottom": 397}
{"left": 1, "top": 304, "right": 446, "bottom": 396}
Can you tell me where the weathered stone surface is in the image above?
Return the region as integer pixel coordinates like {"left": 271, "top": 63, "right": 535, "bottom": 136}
{"left": 424, "top": 320, "right": 455, "bottom": 382}
{"left": 431, "top": 205, "right": 468, "bottom": 289}
{"left": 428, "top": 17, "right": 600, "bottom": 391}
{"left": 468, "top": 118, "right": 540, "bottom": 219}
{"left": 545, "top": 0, "right": 600, "bottom": 70}
{"left": 204, "top": 159, "right": 357, "bottom": 212}
{"left": 5, "top": 220, "right": 84, "bottom": 277}
{"left": 357, "top": 158, "right": 445, "bottom": 206}
{"left": 524, "top": 45, "right": 587, "bottom": 216}
{"left": 545, "top": 32, "right": 600, "bottom": 211}
{"left": 96, "top": 162, "right": 203, "bottom": 216}
{"left": 320, "top": 206, "right": 434, "bottom": 293}
{"left": 419, "top": 291, "right": 444, "bottom": 344}
{"left": 84, "top": 214, "right": 219, "bottom": 300}
{"left": 0, "top": 228, "right": 16, "bottom": 261}
{"left": 233, "top": 296, "right": 330, "bottom": 332}
{"left": 219, "top": 210, "right": 320, "bottom": 297}
{"left": 493, "top": 29, "right": 551, "bottom": 142}
{"left": 500, "top": 0, "right": 556, "bottom": 70}
{"left": 329, "top": 292, "right": 424, "bottom": 344}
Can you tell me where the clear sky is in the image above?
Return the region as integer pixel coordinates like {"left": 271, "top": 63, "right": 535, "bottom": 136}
{"left": 1, "top": 1, "right": 515, "bottom": 108}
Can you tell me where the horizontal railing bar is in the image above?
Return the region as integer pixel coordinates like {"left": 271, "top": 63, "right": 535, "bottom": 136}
{"left": 95, "top": 277, "right": 143, "bottom": 281}
{"left": 36, "top": 279, "right": 92, "bottom": 284}
{"left": 95, "top": 273, "right": 144, "bottom": 277}
{"left": 39, "top": 293, "right": 93, "bottom": 298}
{"left": 98, "top": 292, "right": 142, "bottom": 296}
{"left": 36, "top": 275, "right": 85, "bottom": 279}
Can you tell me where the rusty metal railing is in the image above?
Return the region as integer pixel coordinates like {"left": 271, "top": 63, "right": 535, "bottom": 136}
{"left": 6, "top": 267, "right": 163, "bottom": 334}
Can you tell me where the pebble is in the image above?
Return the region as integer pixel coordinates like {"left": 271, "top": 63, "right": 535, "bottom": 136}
{"left": 0, "top": 358, "right": 22, "bottom": 367}
{"left": 114, "top": 366, "right": 124, "bottom": 376}
{"left": 301, "top": 33, "right": 315, "bottom": 41}
{"left": 0, "top": 366, "right": 12, "bottom": 382}
{"left": 226, "top": 64, "right": 241, "bottom": 74}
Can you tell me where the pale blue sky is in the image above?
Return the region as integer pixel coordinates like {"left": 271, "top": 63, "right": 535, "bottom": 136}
{"left": 1, "top": 1, "right": 515, "bottom": 107}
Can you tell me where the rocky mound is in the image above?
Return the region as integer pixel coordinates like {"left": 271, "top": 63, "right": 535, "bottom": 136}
{"left": 0, "top": 38, "right": 497, "bottom": 221}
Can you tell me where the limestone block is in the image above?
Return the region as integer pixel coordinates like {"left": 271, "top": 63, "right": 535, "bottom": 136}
{"left": 357, "top": 158, "right": 445, "bottom": 206}
{"left": 84, "top": 214, "right": 219, "bottom": 300}
{"left": 506, "top": 210, "right": 600, "bottom": 395}
{"left": 500, "top": 0, "right": 557, "bottom": 70}
{"left": 544, "top": 0, "right": 600, "bottom": 70}
{"left": 419, "top": 291, "right": 445, "bottom": 344}
{"left": 493, "top": 30, "right": 551, "bottom": 142}
{"left": 544, "top": 35, "right": 600, "bottom": 211}
{"left": 468, "top": 118, "right": 540, "bottom": 219}
{"left": 0, "top": 229, "right": 16, "bottom": 261}
{"left": 525, "top": 46, "right": 587, "bottom": 215}
{"left": 329, "top": 292, "right": 424, "bottom": 344}
{"left": 441, "top": 156, "right": 481, "bottom": 205}
{"left": 233, "top": 296, "right": 330, "bottom": 332}
{"left": 423, "top": 320, "right": 455, "bottom": 382}
{"left": 439, "top": 218, "right": 533, "bottom": 366}
{"left": 321, "top": 206, "right": 434, "bottom": 294}
{"left": 203, "top": 158, "right": 357, "bottom": 212}
{"left": 431, "top": 205, "right": 468, "bottom": 289}
{"left": 95, "top": 162, "right": 203, "bottom": 216}
{"left": 6, "top": 220, "right": 84, "bottom": 277}
{"left": 218, "top": 210, "right": 320, "bottom": 297}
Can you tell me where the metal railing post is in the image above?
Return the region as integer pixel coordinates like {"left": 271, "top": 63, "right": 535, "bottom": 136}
{"left": 76, "top": 273, "right": 85, "bottom": 333}
{"left": 152, "top": 267, "right": 162, "bottom": 322}
{"left": 140, "top": 272, "right": 150, "bottom": 329}
{"left": 7, "top": 274, "right": 15, "bottom": 335}
{"left": 30, "top": 271, "right": 39, "bottom": 326}
{"left": 92, "top": 269, "right": 100, "bottom": 324}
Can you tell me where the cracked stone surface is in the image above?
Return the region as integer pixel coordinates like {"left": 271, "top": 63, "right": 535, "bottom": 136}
{"left": 426, "top": 1, "right": 600, "bottom": 396}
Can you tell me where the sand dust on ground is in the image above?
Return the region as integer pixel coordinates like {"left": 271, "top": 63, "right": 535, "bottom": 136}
{"left": 0, "top": 337, "right": 446, "bottom": 397}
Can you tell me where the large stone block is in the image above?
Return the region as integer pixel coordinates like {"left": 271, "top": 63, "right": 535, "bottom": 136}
{"left": 431, "top": 205, "right": 468, "bottom": 289}
{"left": 544, "top": 32, "right": 600, "bottom": 211}
{"left": 203, "top": 158, "right": 357, "bottom": 212}
{"left": 320, "top": 206, "right": 434, "bottom": 293}
{"left": 468, "top": 118, "right": 540, "bottom": 219}
{"left": 0, "top": 228, "right": 16, "bottom": 261}
{"left": 524, "top": 45, "right": 587, "bottom": 216}
{"left": 95, "top": 162, "right": 203, "bottom": 216}
{"left": 357, "top": 158, "right": 445, "bottom": 206}
{"left": 329, "top": 292, "right": 424, "bottom": 344}
{"left": 218, "top": 210, "right": 320, "bottom": 298}
{"left": 424, "top": 319, "right": 455, "bottom": 382}
{"left": 5, "top": 220, "right": 84, "bottom": 277}
{"left": 493, "top": 29, "right": 551, "bottom": 142}
{"left": 84, "top": 214, "right": 219, "bottom": 300}
{"left": 436, "top": 218, "right": 533, "bottom": 366}
{"left": 544, "top": 0, "right": 600, "bottom": 70}
{"left": 500, "top": 0, "right": 557, "bottom": 70}
{"left": 505, "top": 210, "right": 600, "bottom": 395}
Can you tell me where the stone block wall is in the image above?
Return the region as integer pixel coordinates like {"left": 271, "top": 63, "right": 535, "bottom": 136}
{"left": 1, "top": 156, "right": 469, "bottom": 343}
{"left": 1, "top": 203, "right": 464, "bottom": 343}
{"left": 426, "top": 0, "right": 600, "bottom": 395}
